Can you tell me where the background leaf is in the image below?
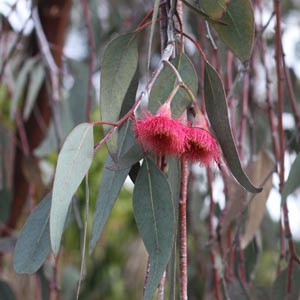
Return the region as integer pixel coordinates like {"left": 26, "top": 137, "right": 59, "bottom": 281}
{"left": 149, "top": 54, "right": 198, "bottom": 118}
{"left": 23, "top": 61, "right": 45, "bottom": 120}
{"left": 133, "top": 158, "right": 175, "bottom": 299}
{"left": 100, "top": 33, "right": 138, "bottom": 154}
{"left": 212, "top": 0, "right": 254, "bottom": 63}
{"left": 271, "top": 265, "right": 300, "bottom": 300}
{"left": 50, "top": 123, "right": 94, "bottom": 254}
{"left": 241, "top": 150, "right": 274, "bottom": 248}
{"left": 13, "top": 194, "right": 51, "bottom": 274}
{"left": 89, "top": 154, "right": 130, "bottom": 254}
{"left": 10, "top": 57, "right": 38, "bottom": 118}
{"left": 204, "top": 62, "right": 261, "bottom": 193}
{"left": 0, "top": 280, "right": 15, "bottom": 300}
{"left": 281, "top": 153, "right": 300, "bottom": 205}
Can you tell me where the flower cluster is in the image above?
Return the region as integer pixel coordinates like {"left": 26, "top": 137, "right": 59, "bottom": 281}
{"left": 134, "top": 103, "right": 220, "bottom": 166}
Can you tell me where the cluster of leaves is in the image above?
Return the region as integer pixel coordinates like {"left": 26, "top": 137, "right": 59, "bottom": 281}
{"left": 2, "top": 0, "right": 300, "bottom": 299}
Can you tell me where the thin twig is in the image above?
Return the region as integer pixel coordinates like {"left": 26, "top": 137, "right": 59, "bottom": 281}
{"left": 81, "top": 0, "right": 96, "bottom": 122}
{"left": 32, "top": 7, "right": 60, "bottom": 103}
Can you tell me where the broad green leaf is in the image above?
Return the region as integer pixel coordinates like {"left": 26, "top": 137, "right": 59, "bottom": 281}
{"left": 204, "top": 62, "right": 261, "bottom": 193}
{"left": 13, "top": 194, "right": 51, "bottom": 274}
{"left": 0, "top": 280, "right": 15, "bottom": 300}
{"left": 133, "top": 158, "right": 175, "bottom": 299}
{"left": 149, "top": 54, "right": 198, "bottom": 118}
{"left": 100, "top": 33, "right": 138, "bottom": 154}
{"left": 212, "top": 0, "right": 254, "bottom": 63}
{"left": 181, "top": 0, "right": 222, "bottom": 23}
{"left": 281, "top": 153, "right": 300, "bottom": 205}
{"left": 89, "top": 154, "right": 130, "bottom": 254}
{"left": 271, "top": 265, "right": 300, "bottom": 300}
{"left": 50, "top": 123, "right": 94, "bottom": 254}
{"left": 10, "top": 57, "right": 38, "bottom": 118}
{"left": 201, "top": 0, "right": 230, "bottom": 19}
{"left": 23, "top": 62, "right": 45, "bottom": 120}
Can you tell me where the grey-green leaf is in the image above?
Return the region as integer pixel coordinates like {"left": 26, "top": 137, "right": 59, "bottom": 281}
{"left": 100, "top": 33, "right": 138, "bottom": 154}
{"left": 50, "top": 123, "right": 94, "bottom": 254}
{"left": 212, "top": 0, "right": 254, "bottom": 63}
{"left": 281, "top": 153, "right": 300, "bottom": 205}
{"left": 204, "top": 62, "right": 261, "bottom": 193}
{"left": 133, "top": 158, "right": 175, "bottom": 299}
{"left": 89, "top": 154, "right": 129, "bottom": 254}
{"left": 149, "top": 54, "right": 198, "bottom": 118}
{"left": 13, "top": 194, "right": 51, "bottom": 274}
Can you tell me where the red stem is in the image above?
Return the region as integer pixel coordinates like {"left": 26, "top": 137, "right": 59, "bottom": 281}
{"left": 274, "top": 0, "right": 300, "bottom": 294}
{"left": 179, "top": 159, "right": 188, "bottom": 300}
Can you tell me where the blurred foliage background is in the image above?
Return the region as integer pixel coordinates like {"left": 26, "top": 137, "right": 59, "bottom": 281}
{"left": 0, "top": 0, "right": 300, "bottom": 299}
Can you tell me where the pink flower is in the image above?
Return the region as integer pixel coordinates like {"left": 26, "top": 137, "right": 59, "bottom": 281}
{"left": 183, "top": 126, "right": 220, "bottom": 166}
{"left": 134, "top": 103, "right": 185, "bottom": 156}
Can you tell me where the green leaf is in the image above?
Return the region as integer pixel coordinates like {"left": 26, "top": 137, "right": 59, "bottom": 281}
{"left": 50, "top": 123, "right": 94, "bottom": 254}
{"left": 0, "top": 280, "right": 15, "bottom": 300}
{"left": 149, "top": 54, "right": 198, "bottom": 118}
{"left": 271, "top": 265, "right": 300, "bottom": 300}
{"left": 212, "top": 0, "right": 254, "bottom": 63}
{"left": 23, "top": 62, "right": 45, "bottom": 120}
{"left": 204, "top": 62, "right": 261, "bottom": 193}
{"left": 201, "top": 0, "right": 230, "bottom": 19}
{"left": 281, "top": 153, "right": 300, "bottom": 205}
{"left": 133, "top": 158, "right": 175, "bottom": 299}
{"left": 89, "top": 154, "right": 130, "bottom": 254}
{"left": 100, "top": 33, "right": 138, "bottom": 154}
{"left": 13, "top": 194, "right": 51, "bottom": 274}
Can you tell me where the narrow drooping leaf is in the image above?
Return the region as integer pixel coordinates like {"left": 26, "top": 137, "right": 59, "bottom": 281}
{"left": 201, "top": 0, "right": 230, "bottom": 19}
{"left": 241, "top": 150, "right": 274, "bottom": 248}
{"left": 23, "top": 62, "right": 45, "bottom": 120}
{"left": 165, "top": 158, "right": 180, "bottom": 300}
{"left": 204, "top": 62, "right": 261, "bottom": 193}
{"left": 10, "top": 57, "right": 38, "bottom": 118}
{"left": 148, "top": 0, "right": 160, "bottom": 68}
{"left": 281, "top": 153, "right": 300, "bottom": 205}
{"left": 100, "top": 33, "right": 138, "bottom": 154}
{"left": 14, "top": 194, "right": 51, "bottom": 274}
{"left": 212, "top": 0, "right": 254, "bottom": 63}
{"left": 89, "top": 154, "right": 130, "bottom": 254}
{"left": 271, "top": 265, "right": 300, "bottom": 300}
{"left": 50, "top": 123, "right": 94, "bottom": 254}
{"left": 0, "top": 280, "right": 15, "bottom": 300}
{"left": 133, "top": 158, "right": 175, "bottom": 299}
{"left": 149, "top": 54, "right": 198, "bottom": 118}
